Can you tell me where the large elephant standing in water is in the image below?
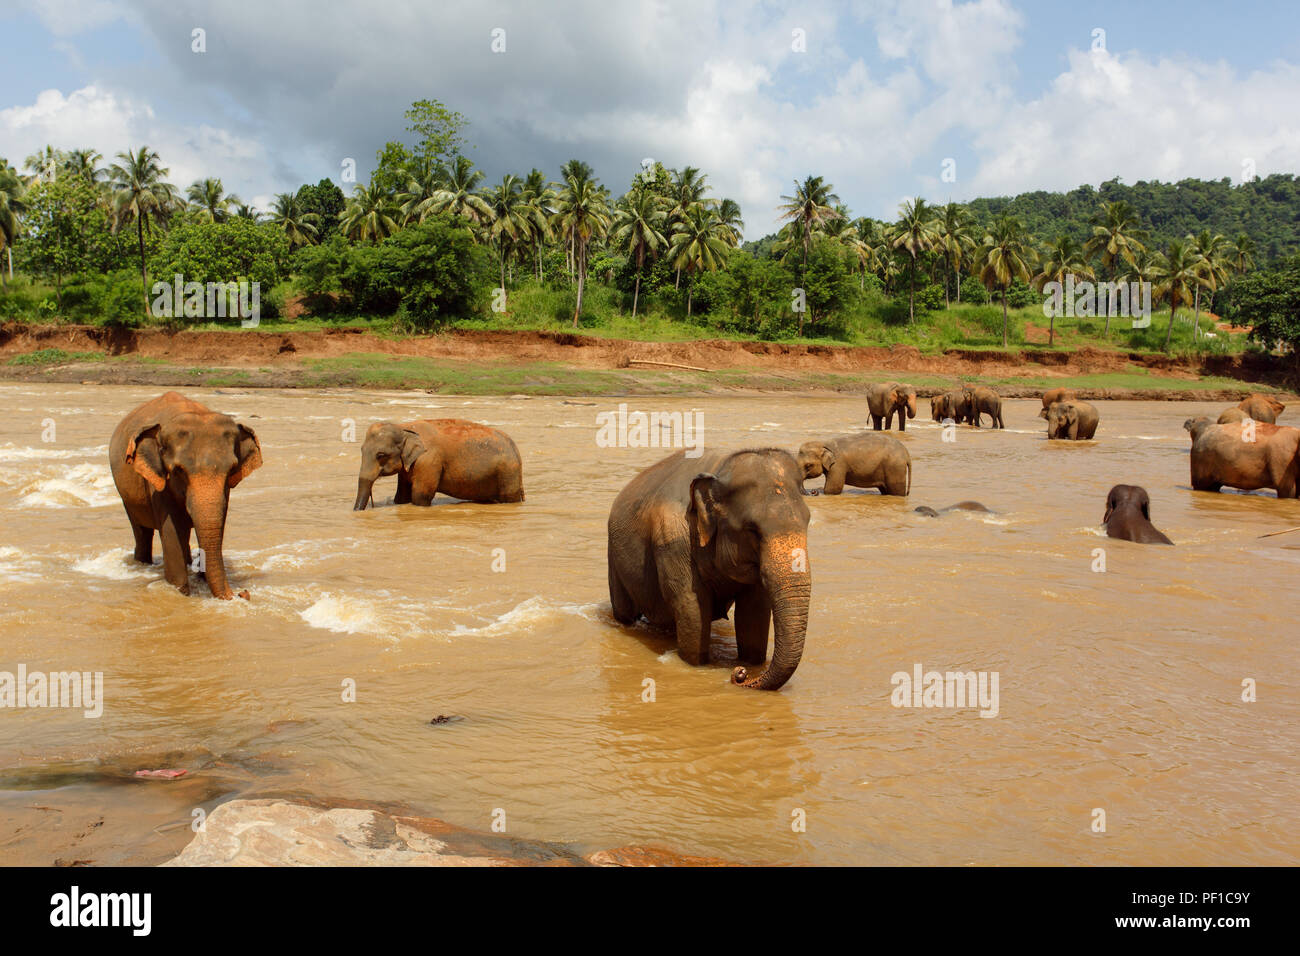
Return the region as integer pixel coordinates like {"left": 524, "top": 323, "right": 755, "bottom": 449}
{"left": 353, "top": 419, "right": 524, "bottom": 509}
{"left": 796, "top": 433, "right": 911, "bottom": 496}
{"left": 607, "top": 448, "right": 812, "bottom": 690}
{"left": 109, "top": 391, "right": 263, "bottom": 599}
{"left": 1184, "top": 417, "right": 1300, "bottom": 497}
{"left": 1046, "top": 401, "right": 1099, "bottom": 440}
{"left": 866, "top": 382, "right": 917, "bottom": 431}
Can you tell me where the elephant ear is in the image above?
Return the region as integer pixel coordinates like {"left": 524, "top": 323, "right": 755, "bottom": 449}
{"left": 1137, "top": 489, "right": 1152, "bottom": 521}
{"left": 126, "top": 424, "right": 166, "bottom": 492}
{"left": 820, "top": 446, "right": 836, "bottom": 473}
{"left": 1102, "top": 491, "right": 1116, "bottom": 525}
{"left": 399, "top": 429, "right": 427, "bottom": 470}
{"left": 689, "top": 473, "right": 721, "bottom": 548}
{"left": 229, "top": 423, "right": 263, "bottom": 489}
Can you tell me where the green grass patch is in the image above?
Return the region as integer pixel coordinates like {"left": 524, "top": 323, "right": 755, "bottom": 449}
{"left": 6, "top": 348, "right": 104, "bottom": 366}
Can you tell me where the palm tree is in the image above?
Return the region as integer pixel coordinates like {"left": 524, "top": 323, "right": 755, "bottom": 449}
{"left": 63, "top": 149, "right": 106, "bottom": 186}
{"left": 977, "top": 214, "right": 1036, "bottom": 347}
{"left": 340, "top": 182, "right": 399, "bottom": 242}
{"left": 839, "top": 218, "right": 881, "bottom": 290}
{"left": 482, "top": 174, "right": 532, "bottom": 308}
{"left": 613, "top": 187, "right": 667, "bottom": 318}
{"left": 1227, "top": 233, "right": 1256, "bottom": 275}
{"left": 427, "top": 155, "right": 492, "bottom": 227}
{"left": 715, "top": 198, "right": 744, "bottom": 247}
{"left": 23, "top": 146, "right": 62, "bottom": 182}
{"left": 1118, "top": 247, "right": 1157, "bottom": 338}
{"left": 553, "top": 166, "right": 611, "bottom": 326}
{"left": 891, "top": 197, "right": 940, "bottom": 324}
{"left": 1188, "top": 230, "right": 1229, "bottom": 341}
{"left": 1032, "top": 235, "right": 1093, "bottom": 347}
{"left": 668, "top": 204, "right": 730, "bottom": 318}
{"left": 397, "top": 157, "right": 446, "bottom": 225}
{"left": 0, "top": 160, "right": 26, "bottom": 285}
{"left": 666, "top": 166, "right": 713, "bottom": 287}
{"left": 232, "top": 202, "right": 260, "bottom": 220}
{"left": 1150, "top": 240, "right": 1206, "bottom": 352}
{"left": 936, "top": 202, "right": 976, "bottom": 306}
{"left": 519, "top": 169, "right": 555, "bottom": 280}
{"left": 269, "top": 192, "right": 320, "bottom": 249}
{"left": 777, "top": 175, "right": 842, "bottom": 271}
{"left": 107, "top": 146, "right": 180, "bottom": 316}
{"left": 187, "top": 177, "right": 239, "bottom": 223}
{"left": 1085, "top": 200, "right": 1147, "bottom": 277}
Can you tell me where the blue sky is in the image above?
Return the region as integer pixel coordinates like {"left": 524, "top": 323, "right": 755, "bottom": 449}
{"left": 4, "top": 0, "right": 1299, "bottom": 238}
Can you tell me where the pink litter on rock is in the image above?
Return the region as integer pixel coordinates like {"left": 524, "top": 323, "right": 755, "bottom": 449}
{"left": 134, "top": 769, "right": 188, "bottom": 778}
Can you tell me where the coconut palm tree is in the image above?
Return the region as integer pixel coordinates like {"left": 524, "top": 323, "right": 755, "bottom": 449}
{"left": 613, "top": 187, "right": 667, "bottom": 318}
{"left": 1150, "top": 240, "right": 1207, "bottom": 352}
{"left": 340, "top": 182, "right": 399, "bottom": 242}
{"left": 1227, "top": 233, "right": 1256, "bottom": 276}
{"left": 426, "top": 155, "right": 492, "bottom": 228}
{"left": 977, "top": 214, "right": 1036, "bottom": 347}
{"left": 63, "top": 149, "right": 106, "bottom": 186}
{"left": 777, "top": 175, "right": 842, "bottom": 271}
{"left": 0, "top": 160, "right": 26, "bottom": 285}
{"left": 715, "top": 198, "right": 744, "bottom": 247}
{"left": 1117, "top": 247, "right": 1157, "bottom": 338}
{"left": 892, "top": 197, "right": 940, "bottom": 325}
{"left": 232, "top": 202, "right": 260, "bottom": 220}
{"left": 187, "top": 177, "right": 240, "bottom": 223}
{"left": 553, "top": 166, "right": 611, "bottom": 326}
{"left": 666, "top": 166, "right": 713, "bottom": 286}
{"left": 1085, "top": 200, "right": 1147, "bottom": 278}
{"left": 519, "top": 169, "right": 555, "bottom": 280}
{"left": 482, "top": 174, "right": 533, "bottom": 308}
{"left": 107, "top": 146, "right": 181, "bottom": 316}
{"left": 668, "top": 203, "right": 730, "bottom": 318}
{"left": 1187, "top": 230, "right": 1230, "bottom": 341}
{"left": 23, "top": 146, "right": 62, "bottom": 182}
{"left": 1032, "top": 235, "right": 1094, "bottom": 347}
{"left": 397, "top": 157, "right": 446, "bottom": 225}
{"left": 936, "top": 202, "right": 976, "bottom": 306}
{"left": 269, "top": 192, "right": 320, "bottom": 249}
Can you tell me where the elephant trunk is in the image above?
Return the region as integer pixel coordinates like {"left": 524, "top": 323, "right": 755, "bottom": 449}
{"left": 188, "top": 476, "right": 232, "bottom": 600}
{"left": 732, "top": 534, "right": 810, "bottom": 691}
{"left": 353, "top": 472, "right": 377, "bottom": 511}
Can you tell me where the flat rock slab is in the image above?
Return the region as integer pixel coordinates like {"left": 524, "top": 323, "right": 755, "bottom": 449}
{"left": 164, "top": 799, "right": 734, "bottom": 867}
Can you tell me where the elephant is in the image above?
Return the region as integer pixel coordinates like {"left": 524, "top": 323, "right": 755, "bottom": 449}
{"left": 1217, "top": 407, "right": 1248, "bottom": 424}
{"left": 914, "top": 501, "right": 995, "bottom": 517}
{"left": 1102, "top": 485, "right": 1173, "bottom": 545}
{"left": 866, "top": 382, "right": 917, "bottom": 431}
{"left": 1183, "top": 417, "right": 1300, "bottom": 497}
{"left": 1232, "top": 394, "right": 1285, "bottom": 424}
{"left": 931, "top": 390, "right": 971, "bottom": 424}
{"left": 1039, "top": 387, "right": 1078, "bottom": 419}
{"left": 607, "top": 448, "right": 811, "bottom": 690}
{"left": 1046, "top": 400, "right": 1099, "bottom": 440}
{"left": 962, "top": 385, "right": 1004, "bottom": 428}
{"left": 108, "top": 391, "right": 263, "bottom": 599}
{"left": 796, "top": 433, "right": 911, "bottom": 496}
{"left": 353, "top": 419, "right": 524, "bottom": 509}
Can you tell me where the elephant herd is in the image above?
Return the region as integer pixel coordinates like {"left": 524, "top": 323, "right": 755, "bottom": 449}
{"left": 108, "top": 384, "right": 1294, "bottom": 692}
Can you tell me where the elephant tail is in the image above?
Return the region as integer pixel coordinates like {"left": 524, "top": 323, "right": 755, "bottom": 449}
{"left": 906, "top": 458, "right": 912, "bottom": 496}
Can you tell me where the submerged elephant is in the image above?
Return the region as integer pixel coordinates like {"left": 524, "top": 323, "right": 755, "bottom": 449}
{"left": 914, "top": 501, "right": 995, "bottom": 517}
{"left": 1046, "top": 400, "right": 1099, "bottom": 440}
{"left": 796, "top": 433, "right": 911, "bottom": 496}
{"left": 109, "top": 391, "right": 263, "bottom": 599}
{"left": 1183, "top": 416, "right": 1300, "bottom": 497}
{"left": 1102, "top": 485, "right": 1173, "bottom": 545}
{"left": 1039, "top": 387, "right": 1078, "bottom": 419}
{"left": 963, "top": 385, "right": 1005, "bottom": 428}
{"left": 866, "top": 382, "right": 917, "bottom": 431}
{"left": 607, "top": 448, "right": 811, "bottom": 690}
{"left": 1221, "top": 394, "right": 1285, "bottom": 425}
{"left": 353, "top": 419, "right": 523, "bottom": 509}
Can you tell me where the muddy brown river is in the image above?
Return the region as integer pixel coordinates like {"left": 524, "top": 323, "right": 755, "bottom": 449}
{"left": 0, "top": 384, "right": 1296, "bottom": 865}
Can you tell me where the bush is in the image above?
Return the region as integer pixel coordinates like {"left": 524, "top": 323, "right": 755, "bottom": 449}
{"left": 960, "top": 276, "right": 990, "bottom": 304}
{"left": 93, "top": 270, "right": 147, "bottom": 327}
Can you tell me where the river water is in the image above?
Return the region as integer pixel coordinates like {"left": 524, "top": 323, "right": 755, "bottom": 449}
{"left": 0, "top": 384, "right": 1296, "bottom": 865}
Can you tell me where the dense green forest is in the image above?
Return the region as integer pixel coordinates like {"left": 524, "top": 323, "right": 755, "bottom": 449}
{"left": 1, "top": 98, "right": 1297, "bottom": 359}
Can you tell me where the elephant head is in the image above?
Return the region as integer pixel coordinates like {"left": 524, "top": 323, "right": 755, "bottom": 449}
{"left": 901, "top": 386, "right": 917, "bottom": 420}
{"left": 354, "top": 422, "right": 427, "bottom": 510}
{"left": 930, "top": 394, "right": 945, "bottom": 421}
{"left": 687, "top": 450, "right": 811, "bottom": 691}
{"left": 795, "top": 440, "right": 835, "bottom": 494}
{"left": 125, "top": 412, "right": 262, "bottom": 600}
{"left": 1046, "top": 402, "right": 1079, "bottom": 439}
{"left": 1103, "top": 484, "right": 1150, "bottom": 524}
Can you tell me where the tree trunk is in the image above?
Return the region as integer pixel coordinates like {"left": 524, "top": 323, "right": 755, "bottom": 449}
{"left": 572, "top": 241, "right": 585, "bottom": 327}
{"left": 137, "top": 216, "right": 150, "bottom": 317}
{"left": 1002, "top": 292, "right": 1009, "bottom": 348}
{"left": 1164, "top": 301, "right": 1177, "bottom": 352}
{"left": 1192, "top": 285, "right": 1201, "bottom": 342}
{"left": 908, "top": 255, "right": 916, "bottom": 325}
{"left": 632, "top": 272, "right": 641, "bottom": 319}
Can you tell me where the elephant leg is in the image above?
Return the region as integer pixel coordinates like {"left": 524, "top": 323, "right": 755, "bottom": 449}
{"left": 130, "top": 520, "right": 153, "bottom": 564}
{"left": 672, "top": 589, "right": 712, "bottom": 666}
{"left": 410, "top": 468, "right": 441, "bottom": 506}
{"left": 608, "top": 555, "right": 638, "bottom": 625}
{"left": 496, "top": 467, "right": 525, "bottom": 503}
{"left": 733, "top": 588, "right": 771, "bottom": 666}
{"left": 394, "top": 473, "right": 413, "bottom": 505}
{"left": 821, "top": 464, "right": 847, "bottom": 495}
{"left": 871, "top": 414, "right": 882, "bottom": 430}
{"left": 156, "top": 505, "right": 191, "bottom": 595}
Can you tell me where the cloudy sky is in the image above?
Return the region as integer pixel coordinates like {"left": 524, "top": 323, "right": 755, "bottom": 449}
{"left": 4, "top": 0, "right": 1299, "bottom": 239}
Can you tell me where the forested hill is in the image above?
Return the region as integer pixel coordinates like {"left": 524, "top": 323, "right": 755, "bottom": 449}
{"left": 963, "top": 175, "right": 1300, "bottom": 262}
